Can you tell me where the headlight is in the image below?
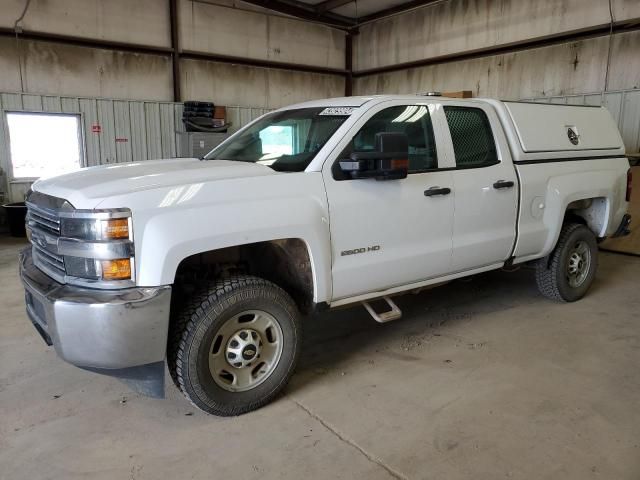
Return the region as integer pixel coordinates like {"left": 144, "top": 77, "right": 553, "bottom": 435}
{"left": 26, "top": 192, "right": 134, "bottom": 288}
{"left": 64, "top": 256, "right": 101, "bottom": 279}
{"left": 57, "top": 210, "right": 134, "bottom": 285}
{"left": 60, "top": 217, "right": 130, "bottom": 240}
{"left": 63, "top": 257, "right": 133, "bottom": 281}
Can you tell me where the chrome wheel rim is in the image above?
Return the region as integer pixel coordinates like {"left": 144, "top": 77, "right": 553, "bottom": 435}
{"left": 208, "top": 310, "right": 283, "bottom": 392}
{"left": 566, "top": 240, "right": 591, "bottom": 288}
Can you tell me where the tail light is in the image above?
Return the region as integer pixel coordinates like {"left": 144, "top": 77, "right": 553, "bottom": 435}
{"left": 626, "top": 168, "right": 633, "bottom": 202}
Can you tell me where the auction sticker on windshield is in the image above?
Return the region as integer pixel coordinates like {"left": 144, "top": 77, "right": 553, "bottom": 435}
{"left": 319, "top": 107, "right": 356, "bottom": 116}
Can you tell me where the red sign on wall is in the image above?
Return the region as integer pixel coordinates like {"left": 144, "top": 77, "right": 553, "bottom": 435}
{"left": 91, "top": 124, "right": 101, "bottom": 133}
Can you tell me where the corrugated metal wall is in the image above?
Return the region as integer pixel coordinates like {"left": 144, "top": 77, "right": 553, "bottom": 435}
{"left": 0, "top": 91, "right": 271, "bottom": 202}
{"left": 524, "top": 88, "right": 640, "bottom": 155}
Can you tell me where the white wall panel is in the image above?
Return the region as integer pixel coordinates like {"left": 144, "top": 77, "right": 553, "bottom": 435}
{"left": 180, "top": 0, "right": 344, "bottom": 69}
{"left": 79, "top": 98, "right": 100, "bottom": 167}
{"left": 354, "top": 31, "right": 640, "bottom": 102}
{"left": 0, "top": 0, "right": 170, "bottom": 47}
{"left": 181, "top": 59, "right": 345, "bottom": 109}
{"left": 129, "top": 102, "right": 149, "bottom": 163}
{"left": 113, "top": 101, "right": 133, "bottom": 163}
{"left": 21, "top": 94, "right": 42, "bottom": 111}
{"left": 144, "top": 102, "right": 163, "bottom": 161}
{"left": 159, "top": 103, "right": 177, "bottom": 159}
{"left": 354, "top": 0, "right": 640, "bottom": 71}
{"left": 60, "top": 97, "right": 81, "bottom": 114}
{"left": 42, "top": 96, "right": 63, "bottom": 112}
{"left": 1, "top": 93, "right": 22, "bottom": 110}
{"left": 97, "top": 99, "right": 117, "bottom": 165}
{"left": 0, "top": 38, "right": 174, "bottom": 101}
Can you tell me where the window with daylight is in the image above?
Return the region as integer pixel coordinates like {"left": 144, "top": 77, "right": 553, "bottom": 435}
{"left": 259, "top": 125, "right": 294, "bottom": 156}
{"left": 7, "top": 112, "right": 83, "bottom": 179}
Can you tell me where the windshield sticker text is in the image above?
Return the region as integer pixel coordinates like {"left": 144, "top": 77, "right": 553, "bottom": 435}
{"left": 319, "top": 107, "right": 356, "bottom": 116}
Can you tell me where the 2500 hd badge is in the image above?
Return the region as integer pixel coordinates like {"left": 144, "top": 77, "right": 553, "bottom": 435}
{"left": 341, "top": 245, "right": 381, "bottom": 256}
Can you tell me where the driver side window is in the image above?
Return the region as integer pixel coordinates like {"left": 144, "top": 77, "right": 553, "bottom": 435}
{"left": 337, "top": 105, "right": 438, "bottom": 176}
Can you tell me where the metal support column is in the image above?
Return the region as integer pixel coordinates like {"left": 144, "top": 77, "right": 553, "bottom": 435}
{"left": 169, "top": 0, "right": 181, "bottom": 102}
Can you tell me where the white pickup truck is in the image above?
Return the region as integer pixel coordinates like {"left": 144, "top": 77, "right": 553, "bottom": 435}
{"left": 20, "top": 94, "right": 631, "bottom": 416}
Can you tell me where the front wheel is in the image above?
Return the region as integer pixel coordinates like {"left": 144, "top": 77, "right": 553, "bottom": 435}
{"left": 536, "top": 223, "right": 598, "bottom": 302}
{"left": 168, "top": 276, "right": 302, "bottom": 416}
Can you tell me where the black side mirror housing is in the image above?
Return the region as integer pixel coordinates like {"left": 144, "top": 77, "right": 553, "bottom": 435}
{"left": 339, "top": 132, "right": 409, "bottom": 181}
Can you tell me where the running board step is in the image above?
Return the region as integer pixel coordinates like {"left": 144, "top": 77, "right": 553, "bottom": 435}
{"left": 362, "top": 296, "right": 402, "bottom": 323}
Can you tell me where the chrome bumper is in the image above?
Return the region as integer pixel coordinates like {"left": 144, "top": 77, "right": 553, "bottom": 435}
{"left": 19, "top": 247, "right": 171, "bottom": 370}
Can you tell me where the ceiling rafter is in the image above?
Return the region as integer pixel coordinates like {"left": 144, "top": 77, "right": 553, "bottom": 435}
{"left": 355, "top": 0, "right": 444, "bottom": 25}
{"left": 237, "top": 0, "right": 450, "bottom": 29}
{"left": 238, "top": 0, "right": 356, "bottom": 28}
{"left": 314, "top": 0, "right": 354, "bottom": 14}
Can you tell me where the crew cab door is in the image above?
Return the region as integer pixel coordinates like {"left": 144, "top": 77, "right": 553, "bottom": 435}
{"left": 442, "top": 104, "right": 518, "bottom": 271}
{"left": 322, "top": 101, "right": 455, "bottom": 301}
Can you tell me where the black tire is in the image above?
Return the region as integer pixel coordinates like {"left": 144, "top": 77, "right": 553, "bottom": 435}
{"left": 535, "top": 223, "right": 598, "bottom": 302}
{"left": 168, "top": 276, "right": 301, "bottom": 416}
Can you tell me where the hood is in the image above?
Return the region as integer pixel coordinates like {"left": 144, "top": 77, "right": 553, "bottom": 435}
{"left": 32, "top": 158, "right": 277, "bottom": 208}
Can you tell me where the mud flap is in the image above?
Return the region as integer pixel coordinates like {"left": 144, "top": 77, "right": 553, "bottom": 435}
{"left": 81, "top": 361, "right": 165, "bottom": 398}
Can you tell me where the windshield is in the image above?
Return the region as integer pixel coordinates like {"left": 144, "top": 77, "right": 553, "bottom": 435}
{"left": 204, "top": 107, "right": 350, "bottom": 172}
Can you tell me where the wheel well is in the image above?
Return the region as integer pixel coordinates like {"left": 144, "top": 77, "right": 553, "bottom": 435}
{"left": 172, "top": 239, "right": 314, "bottom": 314}
{"left": 565, "top": 197, "right": 607, "bottom": 237}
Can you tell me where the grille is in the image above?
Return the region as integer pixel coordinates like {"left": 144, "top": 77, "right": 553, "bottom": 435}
{"left": 26, "top": 203, "right": 60, "bottom": 235}
{"left": 32, "top": 245, "right": 66, "bottom": 279}
{"left": 26, "top": 202, "right": 66, "bottom": 281}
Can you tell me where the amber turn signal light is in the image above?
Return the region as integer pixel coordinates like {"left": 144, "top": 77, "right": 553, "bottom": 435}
{"left": 101, "top": 258, "right": 132, "bottom": 280}
{"left": 102, "top": 218, "right": 129, "bottom": 239}
{"left": 390, "top": 158, "right": 409, "bottom": 170}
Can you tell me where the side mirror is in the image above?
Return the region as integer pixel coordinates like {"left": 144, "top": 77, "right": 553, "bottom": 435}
{"left": 339, "top": 132, "right": 409, "bottom": 181}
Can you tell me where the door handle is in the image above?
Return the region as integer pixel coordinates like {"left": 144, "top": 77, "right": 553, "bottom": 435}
{"left": 493, "top": 180, "right": 515, "bottom": 189}
{"left": 424, "top": 186, "right": 451, "bottom": 197}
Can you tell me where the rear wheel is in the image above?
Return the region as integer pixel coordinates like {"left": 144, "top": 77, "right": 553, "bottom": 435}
{"left": 536, "top": 223, "right": 598, "bottom": 302}
{"left": 168, "top": 276, "right": 301, "bottom": 416}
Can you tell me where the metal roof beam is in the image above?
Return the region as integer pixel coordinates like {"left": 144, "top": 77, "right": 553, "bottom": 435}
{"left": 181, "top": 49, "right": 348, "bottom": 76}
{"left": 0, "top": 27, "right": 173, "bottom": 56}
{"left": 355, "top": 0, "right": 444, "bottom": 25}
{"left": 238, "top": 0, "right": 356, "bottom": 28}
{"left": 315, "top": 0, "right": 354, "bottom": 14}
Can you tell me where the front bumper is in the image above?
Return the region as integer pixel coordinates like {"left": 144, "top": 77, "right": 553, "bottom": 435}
{"left": 19, "top": 247, "right": 171, "bottom": 374}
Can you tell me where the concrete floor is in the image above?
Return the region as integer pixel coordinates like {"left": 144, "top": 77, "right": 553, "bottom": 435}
{"left": 1, "top": 236, "right": 639, "bottom": 480}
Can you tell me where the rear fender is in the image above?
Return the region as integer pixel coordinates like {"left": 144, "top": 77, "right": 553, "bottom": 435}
{"left": 541, "top": 170, "right": 620, "bottom": 256}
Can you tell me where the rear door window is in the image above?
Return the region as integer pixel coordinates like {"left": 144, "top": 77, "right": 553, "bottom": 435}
{"left": 444, "top": 107, "right": 498, "bottom": 168}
